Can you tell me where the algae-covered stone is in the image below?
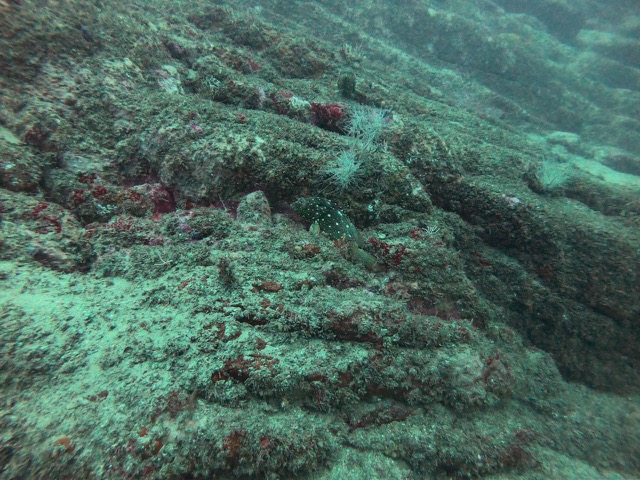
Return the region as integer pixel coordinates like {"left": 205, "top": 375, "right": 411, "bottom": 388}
{"left": 237, "top": 190, "right": 272, "bottom": 226}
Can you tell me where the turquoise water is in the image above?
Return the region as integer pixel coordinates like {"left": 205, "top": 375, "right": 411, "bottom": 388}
{"left": 0, "top": 0, "right": 638, "bottom": 478}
